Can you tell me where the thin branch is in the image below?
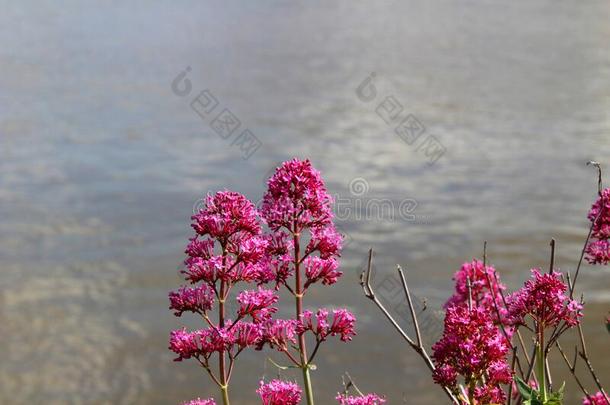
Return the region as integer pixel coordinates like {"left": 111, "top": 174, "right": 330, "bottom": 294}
{"left": 572, "top": 161, "right": 604, "bottom": 297}
{"left": 360, "top": 249, "right": 459, "bottom": 404}
{"left": 577, "top": 322, "right": 610, "bottom": 405}
{"left": 556, "top": 342, "right": 591, "bottom": 400}
{"left": 397, "top": 265, "right": 422, "bottom": 347}
{"left": 549, "top": 238, "right": 556, "bottom": 274}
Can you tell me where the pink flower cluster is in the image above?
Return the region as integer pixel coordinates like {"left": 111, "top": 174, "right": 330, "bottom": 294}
{"left": 169, "top": 160, "right": 366, "bottom": 404}
{"left": 586, "top": 188, "right": 610, "bottom": 265}
{"left": 191, "top": 191, "right": 261, "bottom": 240}
{"left": 257, "top": 318, "right": 298, "bottom": 351}
{"left": 257, "top": 379, "right": 302, "bottom": 405}
{"left": 237, "top": 288, "right": 279, "bottom": 322}
{"left": 259, "top": 159, "right": 354, "bottom": 344}
{"left": 335, "top": 393, "right": 386, "bottom": 404}
{"left": 296, "top": 309, "right": 356, "bottom": 342}
{"left": 507, "top": 269, "right": 582, "bottom": 328}
{"left": 432, "top": 305, "right": 512, "bottom": 404}
{"left": 583, "top": 391, "right": 610, "bottom": 405}
{"left": 169, "top": 190, "right": 280, "bottom": 404}
{"left": 304, "top": 257, "right": 342, "bottom": 287}
{"left": 261, "top": 158, "right": 334, "bottom": 231}
{"left": 169, "top": 327, "right": 245, "bottom": 361}
{"left": 169, "top": 285, "right": 215, "bottom": 317}
{"left": 444, "top": 259, "right": 508, "bottom": 324}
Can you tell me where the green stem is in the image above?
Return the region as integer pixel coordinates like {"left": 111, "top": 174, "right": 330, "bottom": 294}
{"left": 221, "top": 385, "right": 230, "bottom": 405}
{"left": 536, "top": 342, "right": 547, "bottom": 402}
{"left": 293, "top": 223, "right": 315, "bottom": 405}
{"left": 302, "top": 365, "right": 315, "bottom": 405}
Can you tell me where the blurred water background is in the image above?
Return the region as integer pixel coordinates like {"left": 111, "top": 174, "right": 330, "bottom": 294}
{"left": 1, "top": 1, "right": 609, "bottom": 403}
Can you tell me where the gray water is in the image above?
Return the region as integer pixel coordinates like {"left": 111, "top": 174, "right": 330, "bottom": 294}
{"left": 1, "top": 1, "right": 609, "bottom": 404}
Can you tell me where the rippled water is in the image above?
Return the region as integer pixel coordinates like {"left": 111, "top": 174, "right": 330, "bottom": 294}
{"left": 1, "top": 1, "right": 609, "bottom": 403}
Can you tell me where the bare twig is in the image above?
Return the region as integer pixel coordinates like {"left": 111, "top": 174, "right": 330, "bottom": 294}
{"left": 571, "top": 162, "right": 604, "bottom": 297}
{"left": 360, "top": 249, "right": 459, "bottom": 404}
{"left": 397, "top": 265, "right": 422, "bottom": 348}
{"left": 556, "top": 342, "right": 591, "bottom": 400}
{"left": 549, "top": 238, "right": 556, "bottom": 274}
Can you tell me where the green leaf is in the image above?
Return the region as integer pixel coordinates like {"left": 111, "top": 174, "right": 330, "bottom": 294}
{"left": 267, "top": 357, "right": 299, "bottom": 370}
{"left": 515, "top": 376, "right": 535, "bottom": 400}
{"left": 523, "top": 398, "right": 544, "bottom": 405}
{"left": 544, "top": 383, "right": 565, "bottom": 405}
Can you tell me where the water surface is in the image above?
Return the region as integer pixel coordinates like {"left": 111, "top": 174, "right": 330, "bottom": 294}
{"left": 1, "top": 1, "right": 609, "bottom": 403}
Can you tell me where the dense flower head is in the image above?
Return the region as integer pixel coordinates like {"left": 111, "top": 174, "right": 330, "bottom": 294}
{"left": 232, "top": 235, "right": 269, "bottom": 264}
{"left": 583, "top": 391, "right": 609, "bottom": 405}
{"left": 192, "top": 191, "right": 261, "bottom": 240}
{"left": 507, "top": 269, "right": 583, "bottom": 328}
{"left": 306, "top": 225, "right": 343, "bottom": 259}
{"left": 169, "top": 327, "right": 233, "bottom": 361}
{"left": 257, "top": 319, "right": 298, "bottom": 351}
{"left": 304, "top": 256, "right": 342, "bottom": 287}
{"left": 257, "top": 379, "right": 302, "bottom": 405}
{"left": 185, "top": 237, "right": 215, "bottom": 258}
{"left": 261, "top": 159, "right": 333, "bottom": 231}
{"left": 474, "top": 385, "right": 507, "bottom": 405}
{"left": 296, "top": 308, "right": 356, "bottom": 342}
{"left": 335, "top": 393, "right": 386, "bottom": 405}
{"left": 236, "top": 288, "right": 278, "bottom": 322}
{"left": 233, "top": 321, "right": 264, "bottom": 348}
{"left": 432, "top": 305, "right": 512, "bottom": 393}
{"left": 444, "top": 259, "right": 508, "bottom": 323}
{"left": 169, "top": 285, "right": 215, "bottom": 316}
{"left": 181, "top": 398, "right": 216, "bottom": 405}
{"left": 182, "top": 251, "right": 265, "bottom": 286}
{"left": 255, "top": 254, "right": 293, "bottom": 289}
{"left": 588, "top": 188, "right": 610, "bottom": 239}
{"left": 586, "top": 188, "right": 610, "bottom": 265}
{"left": 585, "top": 239, "right": 610, "bottom": 265}
{"left": 265, "top": 231, "right": 293, "bottom": 256}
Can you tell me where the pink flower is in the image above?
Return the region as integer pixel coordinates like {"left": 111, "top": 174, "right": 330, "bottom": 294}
{"left": 261, "top": 159, "right": 333, "bottom": 232}
{"left": 258, "top": 319, "right": 298, "bottom": 351}
{"left": 181, "top": 398, "right": 216, "bottom": 405}
{"left": 304, "top": 257, "right": 342, "bottom": 287}
{"left": 235, "top": 236, "right": 269, "bottom": 264}
{"left": 588, "top": 188, "right": 610, "bottom": 239}
{"left": 585, "top": 239, "right": 610, "bottom": 265}
{"left": 169, "top": 285, "right": 215, "bottom": 316}
{"left": 336, "top": 393, "right": 386, "bottom": 405}
{"left": 432, "top": 305, "right": 512, "bottom": 394}
{"left": 444, "top": 259, "right": 508, "bottom": 325}
{"left": 253, "top": 254, "right": 293, "bottom": 289}
{"left": 266, "top": 231, "right": 293, "bottom": 256}
{"left": 507, "top": 269, "right": 582, "bottom": 328}
{"left": 474, "top": 385, "right": 507, "bottom": 404}
{"left": 432, "top": 364, "right": 457, "bottom": 387}
{"left": 237, "top": 288, "right": 279, "bottom": 322}
{"left": 306, "top": 225, "right": 343, "bottom": 259}
{"left": 192, "top": 191, "right": 261, "bottom": 240}
{"left": 586, "top": 188, "right": 610, "bottom": 265}
{"left": 182, "top": 255, "right": 224, "bottom": 285}
{"left": 169, "top": 328, "right": 233, "bottom": 361}
{"left": 297, "top": 308, "right": 356, "bottom": 342}
{"left": 583, "top": 391, "right": 610, "bottom": 405}
{"left": 257, "top": 379, "right": 302, "bottom": 405}
{"left": 233, "top": 321, "right": 263, "bottom": 348}
{"left": 185, "top": 237, "right": 215, "bottom": 258}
